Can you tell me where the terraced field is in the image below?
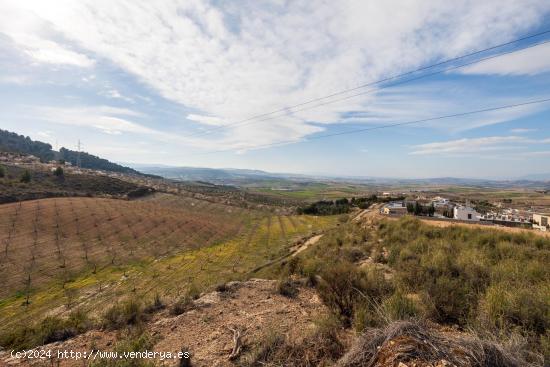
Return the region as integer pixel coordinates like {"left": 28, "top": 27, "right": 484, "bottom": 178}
{"left": 0, "top": 193, "right": 337, "bottom": 332}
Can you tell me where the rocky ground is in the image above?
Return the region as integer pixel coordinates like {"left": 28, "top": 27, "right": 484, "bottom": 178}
{"left": 0, "top": 279, "right": 327, "bottom": 367}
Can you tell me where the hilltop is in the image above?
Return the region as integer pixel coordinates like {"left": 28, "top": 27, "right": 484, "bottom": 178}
{"left": 0, "top": 129, "right": 141, "bottom": 175}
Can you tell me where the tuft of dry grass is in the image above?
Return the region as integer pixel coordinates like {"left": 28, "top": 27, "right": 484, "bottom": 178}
{"left": 336, "top": 320, "right": 542, "bottom": 367}
{"left": 241, "top": 314, "right": 346, "bottom": 367}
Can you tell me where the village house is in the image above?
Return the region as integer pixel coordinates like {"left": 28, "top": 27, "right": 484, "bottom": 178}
{"left": 431, "top": 196, "right": 450, "bottom": 208}
{"left": 382, "top": 201, "right": 408, "bottom": 215}
{"left": 532, "top": 213, "right": 549, "bottom": 231}
{"left": 453, "top": 206, "right": 481, "bottom": 221}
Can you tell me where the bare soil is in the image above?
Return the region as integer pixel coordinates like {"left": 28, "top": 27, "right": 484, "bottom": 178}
{"left": 0, "top": 279, "right": 327, "bottom": 367}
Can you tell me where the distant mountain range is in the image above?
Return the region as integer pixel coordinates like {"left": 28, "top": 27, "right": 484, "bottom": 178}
{"left": 128, "top": 165, "right": 306, "bottom": 183}
{"left": 2, "top": 128, "right": 548, "bottom": 187}
{"left": 130, "top": 164, "right": 550, "bottom": 188}
{"left": 516, "top": 173, "right": 550, "bottom": 181}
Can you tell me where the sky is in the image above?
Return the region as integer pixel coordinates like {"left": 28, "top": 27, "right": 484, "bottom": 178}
{"left": 1, "top": 0, "right": 550, "bottom": 179}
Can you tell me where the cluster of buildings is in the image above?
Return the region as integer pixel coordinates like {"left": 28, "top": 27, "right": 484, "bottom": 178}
{"left": 381, "top": 195, "right": 550, "bottom": 232}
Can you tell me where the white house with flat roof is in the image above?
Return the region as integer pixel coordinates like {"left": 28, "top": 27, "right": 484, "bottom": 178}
{"left": 453, "top": 206, "right": 480, "bottom": 221}
{"left": 382, "top": 201, "right": 407, "bottom": 215}
{"left": 533, "top": 213, "right": 549, "bottom": 231}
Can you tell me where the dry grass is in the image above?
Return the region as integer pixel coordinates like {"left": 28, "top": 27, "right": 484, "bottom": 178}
{"left": 337, "top": 320, "right": 541, "bottom": 367}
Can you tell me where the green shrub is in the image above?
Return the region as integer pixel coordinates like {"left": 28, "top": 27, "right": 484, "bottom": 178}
{"left": 20, "top": 170, "right": 31, "bottom": 183}
{"left": 353, "top": 304, "right": 381, "bottom": 331}
{"left": 103, "top": 299, "right": 145, "bottom": 329}
{"left": 143, "top": 293, "right": 164, "bottom": 314}
{"left": 481, "top": 284, "right": 549, "bottom": 334}
{"left": 0, "top": 165, "right": 5, "bottom": 178}
{"left": 424, "top": 275, "right": 474, "bottom": 324}
{"left": 0, "top": 309, "right": 91, "bottom": 350}
{"left": 53, "top": 166, "right": 64, "bottom": 177}
{"left": 187, "top": 283, "right": 201, "bottom": 300}
{"left": 317, "top": 263, "right": 392, "bottom": 327}
{"left": 382, "top": 290, "right": 419, "bottom": 321}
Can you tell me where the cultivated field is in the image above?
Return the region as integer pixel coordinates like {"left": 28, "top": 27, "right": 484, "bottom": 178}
{"left": 0, "top": 193, "right": 337, "bottom": 333}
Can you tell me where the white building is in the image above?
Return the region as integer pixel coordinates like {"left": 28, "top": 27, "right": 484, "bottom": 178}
{"left": 533, "top": 213, "right": 549, "bottom": 231}
{"left": 453, "top": 206, "right": 481, "bottom": 221}
{"left": 382, "top": 201, "right": 407, "bottom": 215}
{"left": 432, "top": 196, "right": 450, "bottom": 208}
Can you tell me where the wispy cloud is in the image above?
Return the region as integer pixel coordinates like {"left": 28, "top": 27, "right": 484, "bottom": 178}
{"left": 186, "top": 114, "right": 225, "bottom": 126}
{"left": 409, "top": 134, "right": 550, "bottom": 157}
{"left": 2, "top": 0, "right": 549, "bottom": 150}
{"left": 460, "top": 42, "right": 550, "bottom": 76}
{"left": 510, "top": 128, "right": 537, "bottom": 133}
{"left": 100, "top": 88, "right": 135, "bottom": 104}
{"left": 27, "top": 106, "right": 150, "bottom": 135}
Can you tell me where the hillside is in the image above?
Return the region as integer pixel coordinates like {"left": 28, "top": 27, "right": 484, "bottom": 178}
{"left": 0, "top": 129, "right": 140, "bottom": 175}
{"left": 0, "top": 193, "right": 336, "bottom": 346}
{"left": 0, "top": 280, "right": 539, "bottom": 367}
{"left": 0, "top": 164, "right": 149, "bottom": 204}
{"left": 0, "top": 199, "right": 547, "bottom": 365}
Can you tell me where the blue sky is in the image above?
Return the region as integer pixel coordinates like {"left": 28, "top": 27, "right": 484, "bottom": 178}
{"left": 1, "top": 0, "right": 550, "bottom": 179}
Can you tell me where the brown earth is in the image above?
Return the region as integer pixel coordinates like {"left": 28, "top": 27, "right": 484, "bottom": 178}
{"left": 0, "top": 279, "right": 327, "bottom": 367}
{"left": 0, "top": 196, "right": 250, "bottom": 299}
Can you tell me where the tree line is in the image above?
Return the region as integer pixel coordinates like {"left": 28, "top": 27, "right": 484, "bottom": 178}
{"left": 406, "top": 202, "right": 435, "bottom": 217}
{"left": 0, "top": 129, "right": 141, "bottom": 175}
{"left": 297, "top": 195, "right": 406, "bottom": 215}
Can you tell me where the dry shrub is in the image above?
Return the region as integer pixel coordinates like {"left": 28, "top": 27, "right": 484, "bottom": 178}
{"left": 381, "top": 290, "right": 419, "bottom": 322}
{"left": 317, "top": 263, "right": 392, "bottom": 327}
{"left": 170, "top": 284, "right": 203, "bottom": 316}
{"left": 170, "top": 296, "right": 194, "bottom": 316}
{"left": 336, "top": 320, "right": 540, "bottom": 367}
{"left": 103, "top": 299, "right": 145, "bottom": 329}
{"left": 241, "top": 315, "right": 345, "bottom": 367}
{"left": 276, "top": 277, "right": 299, "bottom": 298}
{"left": 144, "top": 293, "right": 165, "bottom": 314}
{"left": 0, "top": 309, "right": 91, "bottom": 350}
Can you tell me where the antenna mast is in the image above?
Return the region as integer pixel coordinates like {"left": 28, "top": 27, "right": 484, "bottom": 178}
{"left": 77, "top": 139, "right": 82, "bottom": 168}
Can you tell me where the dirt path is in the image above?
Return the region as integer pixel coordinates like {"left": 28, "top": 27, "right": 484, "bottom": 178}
{"left": 292, "top": 234, "right": 323, "bottom": 257}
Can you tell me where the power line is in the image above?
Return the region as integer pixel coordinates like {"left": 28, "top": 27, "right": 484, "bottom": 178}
{"left": 184, "top": 29, "right": 550, "bottom": 138}
{"left": 193, "top": 97, "right": 550, "bottom": 155}
{"left": 197, "top": 38, "right": 550, "bottom": 136}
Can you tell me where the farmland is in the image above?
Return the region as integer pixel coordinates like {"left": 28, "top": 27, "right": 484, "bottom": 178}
{"left": 0, "top": 193, "right": 337, "bottom": 334}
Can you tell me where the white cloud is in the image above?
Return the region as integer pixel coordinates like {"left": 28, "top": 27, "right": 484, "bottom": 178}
{"left": 409, "top": 135, "right": 550, "bottom": 156}
{"left": 409, "top": 136, "right": 528, "bottom": 155}
{"left": 510, "top": 128, "right": 537, "bottom": 133}
{"left": 100, "top": 88, "right": 135, "bottom": 103}
{"left": 22, "top": 37, "right": 95, "bottom": 67}
{"left": 28, "top": 105, "right": 152, "bottom": 135}
{"left": 460, "top": 42, "right": 550, "bottom": 76}
{"left": 186, "top": 114, "right": 225, "bottom": 126}
{"left": 1, "top": 0, "right": 550, "bottom": 149}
